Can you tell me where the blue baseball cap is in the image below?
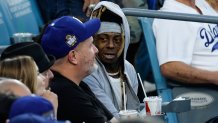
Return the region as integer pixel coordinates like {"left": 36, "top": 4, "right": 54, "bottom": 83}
{"left": 41, "top": 16, "right": 101, "bottom": 59}
{"left": 9, "top": 95, "right": 54, "bottom": 119}
{"left": 10, "top": 113, "right": 68, "bottom": 123}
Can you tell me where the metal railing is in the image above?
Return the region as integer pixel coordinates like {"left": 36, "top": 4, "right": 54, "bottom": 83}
{"left": 122, "top": 8, "right": 218, "bottom": 24}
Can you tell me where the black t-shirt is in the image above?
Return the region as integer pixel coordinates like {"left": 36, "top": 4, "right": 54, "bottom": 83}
{"left": 50, "top": 71, "right": 113, "bottom": 123}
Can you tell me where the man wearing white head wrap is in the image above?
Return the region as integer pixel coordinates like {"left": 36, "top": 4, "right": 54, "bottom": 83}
{"left": 84, "top": 1, "right": 140, "bottom": 119}
{"left": 97, "top": 22, "right": 122, "bottom": 34}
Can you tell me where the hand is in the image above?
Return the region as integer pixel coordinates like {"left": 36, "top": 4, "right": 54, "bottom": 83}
{"left": 41, "top": 90, "right": 58, "bottom": 119}
{"left": 83, "top": 0, "right": 99, "bottom": 16}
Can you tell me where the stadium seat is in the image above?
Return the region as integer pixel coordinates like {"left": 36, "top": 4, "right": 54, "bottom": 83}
{"left": 0, "top": 6, "right": 11, "bottom": 45}
{"left": 139, "top": 17, "right": 178, "bottom": 123}
{"left": 0, "top": 0, "right": 40, "bottom": 36}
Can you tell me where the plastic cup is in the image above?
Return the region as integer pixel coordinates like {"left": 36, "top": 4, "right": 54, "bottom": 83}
{"left": 119, "top": 110, "right": 140, "bottom": 120}
{"left": 12, "top": 33, "right": 33, "bottom": 44}
{"left": 144, "top": 96, "right": 162, "bottom": 116}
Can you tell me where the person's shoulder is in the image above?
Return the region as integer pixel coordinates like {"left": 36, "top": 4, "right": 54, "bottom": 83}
{"left": 50, "top": 74, "right": 81, "bottom": 95}
{"left": 124, "top": 60, "right": 135, "bottom": 69}
{"left": 51, "top": 75, "right": 73, "bottom": 87}
{"left": 80, "top": 81, "right": 89, "bottom": 86}
{"left": 80, "top": 81, "right": 93, "bottom": 91}
{"left": 52, "top": 71, "right": 77, "bottom": 86}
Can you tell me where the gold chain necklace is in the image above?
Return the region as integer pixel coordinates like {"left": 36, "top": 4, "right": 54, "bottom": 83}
{"left": 107, "top": 71, "right": 120, "bottom": 76}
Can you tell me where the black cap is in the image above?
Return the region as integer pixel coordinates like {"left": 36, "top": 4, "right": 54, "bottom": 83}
{"left": 0, "top": 42, "right": 55, "bottom": 73}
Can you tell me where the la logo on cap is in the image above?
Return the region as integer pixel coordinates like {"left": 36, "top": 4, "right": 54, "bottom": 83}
{"left": 73, "top": 17, "right": 82, "bottom": 23}
{"left": 65, "top": 35, "right": 77, "bottom": 47}
{"left": 50, "top": 23, "right": 55, "bottom": 26}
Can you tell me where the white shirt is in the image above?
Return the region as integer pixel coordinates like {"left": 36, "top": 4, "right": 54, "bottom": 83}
{"left": 108, "top": 76, "right": 128, "bottom": 110}
{"left": 153, "top": 0, "right": 218, "bottom": 71}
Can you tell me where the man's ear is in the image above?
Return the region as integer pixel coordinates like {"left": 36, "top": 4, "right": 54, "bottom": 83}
{"left": 67, "top": 50, "right": 78, "bottom": 65}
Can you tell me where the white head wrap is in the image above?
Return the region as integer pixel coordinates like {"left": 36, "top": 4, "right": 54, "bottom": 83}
{"left": 97, "top": 22, "right": 121, "bottom": 34}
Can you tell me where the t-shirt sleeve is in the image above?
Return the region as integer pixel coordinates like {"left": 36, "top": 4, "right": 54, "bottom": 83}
{"left": 153, "top": 19, "right": 198, "bottom": 65}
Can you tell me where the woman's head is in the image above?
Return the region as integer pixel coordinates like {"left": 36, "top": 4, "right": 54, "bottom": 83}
{"left": 0, "top": 56, "right": 38, "bottom": 93}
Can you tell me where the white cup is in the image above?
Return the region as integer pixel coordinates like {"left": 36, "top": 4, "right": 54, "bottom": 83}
{"left": 144, "top": 96, "right": 162, "bottom": 116}
{"left": 12, "top": 33, "right": 33, "bottom": 44}
{"left": 119, "top": 110, "right": 139, "bottom": 120}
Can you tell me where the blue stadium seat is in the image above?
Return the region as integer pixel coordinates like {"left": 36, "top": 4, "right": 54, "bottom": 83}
{"left": 0, "top": 0, "right": 40, "bottom": 36}
{"left": 139, "top": 17, "right": 178, "bottom": 123}
{"left": 0, "top": 5, "right": 11, "bottom": 45}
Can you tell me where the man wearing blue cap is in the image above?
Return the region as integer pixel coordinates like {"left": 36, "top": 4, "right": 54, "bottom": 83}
{"left": 9, "top": 95, "right": 55, "bottom": 120}
{"left": 8, "top": 95, "right": 69, "bottom": 123}
{"left": 0, "top": 78, "right": 31, "bottom": 123}
{"left": 9, "top": 113, "right": 69, "bottom": 123}
{"left": 41, "top": 16, "right": 116, "bottom": 123}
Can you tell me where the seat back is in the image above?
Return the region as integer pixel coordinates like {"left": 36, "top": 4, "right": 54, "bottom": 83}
{"left": 0, "top": 6, "right": 11, "bottom": 45}
{"left": 172, "top": 86, "right": 218, "bottom": 123}
{"left": 0, "top": 0, "right": 40, "bottom": 36}
{"left": 139, "top": 17, "right": 178, "bottom": 123}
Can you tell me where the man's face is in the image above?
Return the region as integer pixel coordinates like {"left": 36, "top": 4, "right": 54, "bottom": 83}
{"left": 94, "top": 32, "right": 124, "bottom": 64}
{"left": 76, "top": 37, "right": 98, "bottom": 75}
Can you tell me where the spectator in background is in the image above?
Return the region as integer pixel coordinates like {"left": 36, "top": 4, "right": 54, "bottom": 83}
{"left": 0, "top": 78, "right": 31, "bottom": 123}
{"left": 0, "top": 78, "right": 31, "bottom": 96}
{"left": 9, "top": 113, "right": 70, "bottom": 123}
{"left": 84, "top": 1, "right": 140, "bottom": 119}
{"left": 194, "top": 1, "right": 218, "bottom": 122}
{"left": 153, "top": 0, "right": 218, "bottom": 123}
{"left": 0, "top": 42, "right": 55, "bottom": 89}
{"left": 0, "top": 93, "right": 18, "bottom": 123}
{"left": 9, "top": 95, "right": 55, "bottom": 120}
{"left": 153, "top": 0, "right": 218, "bottom": 85}
{"left": 41, "top": 16, "right": 116, "bottom": 123}
{"left": 37, "top": 0, "right": 104, "bottom": 22}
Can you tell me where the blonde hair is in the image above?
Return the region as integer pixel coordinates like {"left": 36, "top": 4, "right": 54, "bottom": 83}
{"left": 0, "top": 56, "right": 38, "bottom": 93}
